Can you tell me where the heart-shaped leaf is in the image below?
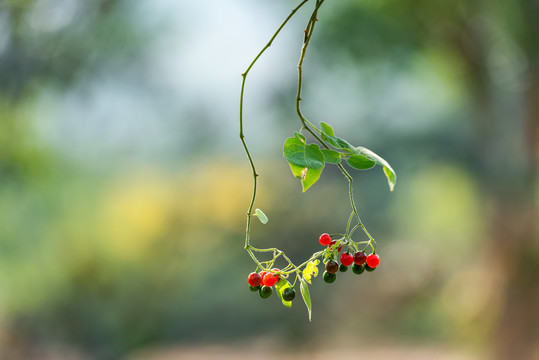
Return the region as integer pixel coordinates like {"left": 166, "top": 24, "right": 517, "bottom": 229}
{"left": 283, "top": 135, "right": 326, "bottom": 192}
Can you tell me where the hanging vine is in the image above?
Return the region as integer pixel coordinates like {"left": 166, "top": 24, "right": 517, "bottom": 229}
{"left": 239, "top": 0, "right": 396, "bottom": 320}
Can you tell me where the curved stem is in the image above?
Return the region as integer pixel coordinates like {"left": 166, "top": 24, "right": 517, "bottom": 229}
{"left": 295, "top": 0, "right": 326, "bottom": 143}
{"left": 338, "top": 162, "right": 376, "bottom": 250}
{"left": 345, "top": 211, "right": 354, "bottom": 235}
{"left": 240, "top": 0, "right": 310, "bottom": 250}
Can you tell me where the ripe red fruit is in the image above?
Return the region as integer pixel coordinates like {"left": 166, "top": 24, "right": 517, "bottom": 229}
{"left": 353, "top": 251, "right": 367, "bottom": 265}
{"left": 329, "top": 240, "right": 343, "bottom": 252}
{"left": 340, "top": 252, "right": 354, "bottom": 267}
{"left": 259, "top": 271, "right": 268, "bottom": 282}
{"left": 319, "top": 233, "right": 331, "bottom": 246}
{"left": 263, "top": 269, "right": 279, "bottom": 287}
{"left": 248, "top": 272, "right": 262, "bottom": 287}
{"left": 366, "top": 254, "right": 380, "bottom": 268}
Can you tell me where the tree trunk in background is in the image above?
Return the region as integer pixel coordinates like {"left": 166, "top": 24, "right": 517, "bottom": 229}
{"left": 489, "top": 68, "right": 539, "bottom": 360}
{"left": 456, "top": 18, "right": 539, "bottom": 358}
{"left": 470, "top": 62, "right": 539, "bottom": 360}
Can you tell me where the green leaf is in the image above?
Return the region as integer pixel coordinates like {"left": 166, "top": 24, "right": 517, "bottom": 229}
{"left": 300, "top": 276, "right": 312, "bottom": 321}
{"left": 317, "top": 122, "right": 397, "bottom": 191}
{"left": 347, "top": 154, "right": 376, "bottom": 170}
{"left": 293, "top": 131, "right": 306, "bottom": 143}
{"left": 275, "top": 278, "right": 293, "bottom": 308}
{"left": 321, "top": 149, "right": 341, "bottom": 164}
{"left": 356, "top": 146, "right": 397, "bottom": 191}
{"left": 254, "top": 208, "right": 268, "bottom": 224}
{"left": 320, "top": 121, "right": 335, "bottom": 136}
{"left": 383, "top": 165, "right": 397, "bottom": 192}
{"left": 321, "top": 133, "right": 356, "bottom": 154}
{"left": 283, "top": 136, "right": 326, "bottom": 192}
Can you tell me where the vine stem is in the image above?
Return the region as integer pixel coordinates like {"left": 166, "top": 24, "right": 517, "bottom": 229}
{"left": 295, "top": 0, "right": 326, "bottom": 144}
{"left": 293, "top": 0, "right": 375, "bottom": 251}
{"left": 240, "top": 0, "right": 310, "bottom": 250}
{"left": 339, "top": 162, "right": 377, "bottom": 251}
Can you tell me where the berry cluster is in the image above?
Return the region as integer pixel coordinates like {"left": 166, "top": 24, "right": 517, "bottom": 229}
{"left": 247, "top": 233, "right": 380, "bottom": 306}
{"left": 247, "top": 269, "right": 296, "bottom": 301}
{"left": 319, "top": 233, "right": 380, "bottom": 284}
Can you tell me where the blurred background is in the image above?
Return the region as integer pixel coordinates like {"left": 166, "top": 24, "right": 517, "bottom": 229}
{"left": 0, "top": 0, "right": 538, "bottom": 359}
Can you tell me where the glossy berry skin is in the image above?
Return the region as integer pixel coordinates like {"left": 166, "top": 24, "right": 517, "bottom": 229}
{"left": 329, "top": 240, "right": 342, "bottom": 252}
{"left": 282, "top": 288, "right": 296, "bottom": 301}
{"left": 248, "top": 272, "right": 262, "bottom": 287}
{"left": 365, "top": 264, "right": 376, "bottom": 272}
{"left": 259, "top": 271, "right": 268, "bottom": 282}
{"left": 323, "top": 271, "right": 337, "bottom": 283}
{"left": 366, "top": 254, "right": 380, "bottom": 268}
{"left": 339, "top": 264, "right": 348, "bottom": 272}
{"left": 353, "top": 251, "right": 367, "bottom": 266}
{"left": 263, "top": 271, "right": 279, "bottom": 287}
{"left": 352, "top": 263, "right": 365, "bottom": 274}
{"left": 319, "top": 233, "right": 331, "bottom": 246}
{"left": 325, "top": 260, "right": 339, "bottom": 274}
{"left": 340, "top": 252, "right": 354, "bottom": 267}
{"left": 259, "top": 285, "right": 273, "bottom": 298}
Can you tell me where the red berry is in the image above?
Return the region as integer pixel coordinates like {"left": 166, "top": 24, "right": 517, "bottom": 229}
{"left": 340, "top": 252, "right": 354, "bottom": 267}
{"left": 263, "top": 272, "right": 279, "bottom": 287}
{"left": 259, "top": 271, "right": 268, "bottom": 282}
{"left": 353, "top": 251, "right": 367, "bottom": 265}
{"left": 319, "top": 233, "right": 331, "bottom": 246}
{"left": 247, "top": 272, "right": 262, "bottom": 287}
{"left": 366, "top": 254, "right": 380, "bottom": 268}
{"left": 329, "top": 240, "right": 342, "bottom": 252}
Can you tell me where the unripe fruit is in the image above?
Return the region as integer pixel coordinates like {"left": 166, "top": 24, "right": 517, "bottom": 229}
{"left": 339, "top": 264, "right": 348, "bottom": 272}
{"left": 248, "top": 272, "right": 262, "bottom": 287}
{"left": 249, "top": 285, "right": 261, "bottom": 292}
{"left": 352, "top": 263, "right": 365, "bottom": 274}
{"left": 319, "top": 233, "right": 331, "bottom": 246}
{"left": 353, "top": 251, "right": 367, "bottom": 265}
{"left": 259, "top": 285, "right": 273, "bottom": 298}
{"left": 325, "top": 260, "right": 339, "bottom": 274}
{"left": 282, "top": 288, "right": 296, "bottom": 301}
{"left": 323, "top": 271, "right": 337, "bottom": 283}
{"left": 366, "top": 254, "right": 380, "bottom": 268}
{"left": 340, "top": 252, "right": 354, "bottom": 267}
{"left": 365, "top": 264, "right": 376, "bottom": 272}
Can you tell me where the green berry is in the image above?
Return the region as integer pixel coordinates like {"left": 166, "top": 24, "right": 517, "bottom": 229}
{"left": 249, "top": 285, "right": 261, "bottom": 292}
{"left": 323, "top": 270, "right": 337, "bottom": 283}
{"left": 352, "top": 263, "right": 365, "bottom": 274}
{"left": 365, "top": 264, "right": 376, "bottom": 272}
{"left": 339, "top": 264, "right": 348, "bottom": 272}
{"left": 282, "top": 288, "right": 296, "bottom": 301}
{"left": 259, "top": 285, "right": 273, "bottom": 298}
